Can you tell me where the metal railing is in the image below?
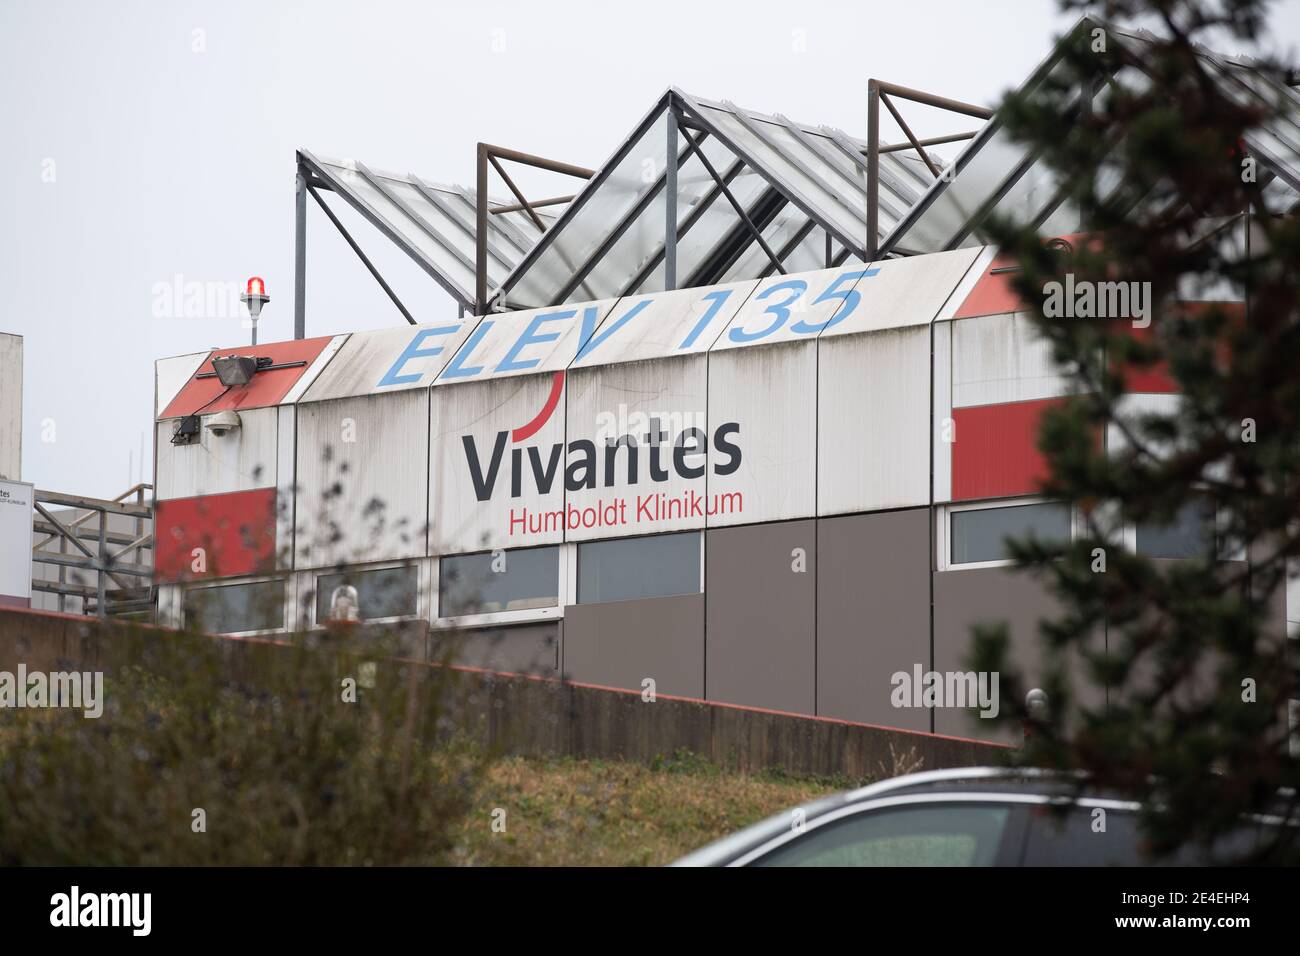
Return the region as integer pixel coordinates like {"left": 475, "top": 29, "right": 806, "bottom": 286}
{"left": 866, "top": 79, "right": 995, "bottom": 259}
{"left": 30, "top": 483, "right": 154, "bottom": 619}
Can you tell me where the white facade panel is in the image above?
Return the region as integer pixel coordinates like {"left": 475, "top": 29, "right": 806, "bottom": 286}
{"left": 0, "top": 478, "right": 33, "bottom": 604}
{"left": 569, "top": 281, "right": 757, "bottom": 368}
{"left": 820, "top": 247, "right": 982, "bottom": 339}
{"left": 282, "top": 334, "right": 350, "bottom": 404}
{"left": 818, "top": 326, "right": 932, "bottom": 515}
{"left": 295, "top": 390, "right": 429, "bottom": 569}
{"left": 276, "top": 405, "right": 297, "bottom": 571}
{"left": 564, "top": 355, "right": 709, "bottom": 541}
{"left": 0, "top": 333, "right": 20, "bottom": 481}
{"left": 933, "top": 319, "right": 954, "bottom": 503}
{"left": 435, "top": 299, "right": 618, "bottom": 384}
{"left": 952, "top": 312, "right": 1071, "bottom": 408}
{"left": 430, "top": 374, "right": 566, "bottom": 554}
{"left": 706, "top": 340, "right": 815, "bottom": 527}
{"left": 300, "top": 321, "right": 476, "bottom": 402}
{"left": 1107, "top": 393, "right": 1184, "bottom": 460}
{"left": 710, "top": 266, "right": 878, "bottom": 351}
{"left": 155, "top": 406, "right": 279, "bottom": 501}
{"left": 154, "top": 350, "right": 210, "bottom": 421}
{"left": 935, "top": 245, "right": 999, "bottom": 322}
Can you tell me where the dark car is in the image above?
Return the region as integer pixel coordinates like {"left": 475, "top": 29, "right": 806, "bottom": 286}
{"left": 671, "top": 767, "right": 1292, "bottom": 866}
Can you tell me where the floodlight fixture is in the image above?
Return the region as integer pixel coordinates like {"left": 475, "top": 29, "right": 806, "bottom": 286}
{"left": 211, "top": 354, "right": 260, "bottom": 387}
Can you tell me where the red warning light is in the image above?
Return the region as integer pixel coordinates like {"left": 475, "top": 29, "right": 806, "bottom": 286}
{"left": 246, "top": 276, "right": 266, "bottom": 297}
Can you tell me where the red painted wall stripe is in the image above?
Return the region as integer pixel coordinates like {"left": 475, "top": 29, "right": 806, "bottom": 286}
{"left": 954, "top": 233, "right": 1096, "bottom": 319}
{"left": 1114, "top": 303, "right": 1244, "bottom": 395}
{"left": 511, "top": 371, "right": 565, "bottom": 443}
{"left": 953, "top": 252, "right": 1026, "bottom": 319}
{"left": 160, "top": 337, "right": 334, "bottom": 419}
{"left": 154, "top": 488, "right": 278, "bottom": 583}
{"left": 952, "top": 398, "right": 1064, "bottom": 501}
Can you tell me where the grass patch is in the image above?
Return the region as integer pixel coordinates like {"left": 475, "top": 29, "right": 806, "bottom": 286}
{"left": 449, "top": 752, "right": 844, "bottom": 866}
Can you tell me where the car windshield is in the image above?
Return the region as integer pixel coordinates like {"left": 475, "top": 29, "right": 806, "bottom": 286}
{"left": 670, "top": 793, "right": 849, "bottom": 866}
{"left": 751, "top": 803, "right": 1011, "bottom": 867}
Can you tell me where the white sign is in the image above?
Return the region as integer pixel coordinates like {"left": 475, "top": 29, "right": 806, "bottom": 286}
{"left": 0, "top": 479, "right": 34, "bottom": 607}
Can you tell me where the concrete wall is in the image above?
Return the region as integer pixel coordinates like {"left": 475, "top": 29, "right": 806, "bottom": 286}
{"left": 563, "top": 594, "right": 704, "bottom": 697}
{"left": 0, "top": 606, "right": 1009, "bottom": 781}
{"left": 705, "top": 520, "right": 815, "bottom": 714}
{"left": 0, "top": 332, "right": 21, "bottom": 480}
{"left": 818, "top": 509, "right": 932, "bottom": 730}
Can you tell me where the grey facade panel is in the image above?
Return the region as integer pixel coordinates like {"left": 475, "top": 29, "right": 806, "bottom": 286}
{"left": 933, "top": 565, "right": 1065, "bottom": 743}
{"left": 705, "top": 520, "right": 815, "bottom": 715}
{"left": 817, "top": 509, "right": 931, "bottom": 731}
{"left": 446, "top": 622, "right": 561, "bottom": 677}
{"left": 563, "top": 594, "right": 704, "bottom": 698}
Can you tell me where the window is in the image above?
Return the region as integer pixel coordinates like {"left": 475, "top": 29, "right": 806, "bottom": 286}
{"left": 1020, "top": 805, "right": 1147, "bottom": 866}
{"left": 1135, "top": 498, "right": 1214, "bottom": 559}
{"left": 751, "top": 804, "right": 1010, "bottom": 867}
{"left": 439, "top": 545, "right": 560, "bottom": 618}
{"left": 316, "top": 565, "right": 418, "bottom": 624}
{"left": 949, "top": 501, "right": 1070, "bottom": 567}
{"left": 577, "top": 532, "right": 701, "bottom": 604}
{"left": 184, "top": 580, "right": 285, "bottom": 634}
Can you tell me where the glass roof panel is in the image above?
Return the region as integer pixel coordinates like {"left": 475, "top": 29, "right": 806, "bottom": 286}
{"left": 315, "top": 158, "right": 478, "bottom": 302}
{"left": 885, "top": 21, "right": 1300, "bottom": 255}
{"left": 493, "top": 92, "right": 936, "bottom": 310}
{"left": 502, "top": 108, "right": 671, "bottom": 309}
{"left": 687, "top": 101, "right": 867, "bottom": 247}
{"left": 302, "top": 152, "right": 565, "bottom": 311}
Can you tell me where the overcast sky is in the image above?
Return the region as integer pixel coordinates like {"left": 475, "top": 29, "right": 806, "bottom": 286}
{"left": 2, "top": 0, "right": 1298, "bottom": 497}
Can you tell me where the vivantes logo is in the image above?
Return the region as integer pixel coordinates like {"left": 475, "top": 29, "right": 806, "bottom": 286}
{"left": 462, "top": 371, "right": 743, "bottom": 502}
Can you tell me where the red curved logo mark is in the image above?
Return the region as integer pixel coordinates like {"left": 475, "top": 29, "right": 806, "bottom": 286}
{"left": 510, "top": 371, "right": 564, "bottom": 443}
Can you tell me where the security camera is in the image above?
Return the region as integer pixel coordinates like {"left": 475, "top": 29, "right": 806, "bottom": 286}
{"left": 205, "top": 410, "right": 242, "bottom": 437}
{"left": 1025, "top": 688, "right": 1050, "bottom": 720}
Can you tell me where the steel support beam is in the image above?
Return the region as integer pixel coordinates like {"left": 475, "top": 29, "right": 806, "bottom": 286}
{"left": 307, "top": 186, "right": 418, "bottom": 326}
{"left": 550, "top": 128, "right": 706, "bottom": 305}
{"left": 867, "top": 80, "right": 880, "bottom": 260}
{"left": 294, "top": 164, "right": 307, "bottom": 339}
{"left": 489, "top": 195, "right": 573, "bottom": 215}
{"left": 677, "top": 120, "right": 786, "bottom": 276}
{"left": 870, "top": 80, "right": 995, "bottom": 120}
{"left": 866, "top": 78, "right": 994, "bottom": 259}
{"left": 619, "top": 157, "right": 746, "bottom": 297}
{"left": 665, "top": 108, "right": 679, "bottom": 291}
{"left": 475, "top": 143, "right": 595, "bottom": 313}
{"left": 879, "top": 131, "right": 979, "bottom": 153}
{"left": 881, "top": 93, "right": 941, "bottom": 177}
{"left": 476, "top": 143, "right": 490, "bottom": 314}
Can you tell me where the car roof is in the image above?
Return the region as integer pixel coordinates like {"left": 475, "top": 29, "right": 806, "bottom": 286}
{"left": 670, "top": 766, "right": 1099, "bottom": 867}
{"left": 671, "top": 766, "right": 1299, "bottom": 866}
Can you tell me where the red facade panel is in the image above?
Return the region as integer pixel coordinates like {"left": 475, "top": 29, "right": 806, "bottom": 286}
{"left": 952, "top": 398, "right": 1064, "bottom": 500}
{"left": 159, "top": 337, "right": 335, "bottom": 419}
{"left": 154, "top": 488, "right": 277, "bottom": 582}
{"left": 1115, "top": 303, "right": 1244, "bottom": 395}
{"left": 1117, "top": 321, "right": 1178, "bottom": 394}
{"left": 953, "top": 252, "right": 1026, "bottom": 319}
